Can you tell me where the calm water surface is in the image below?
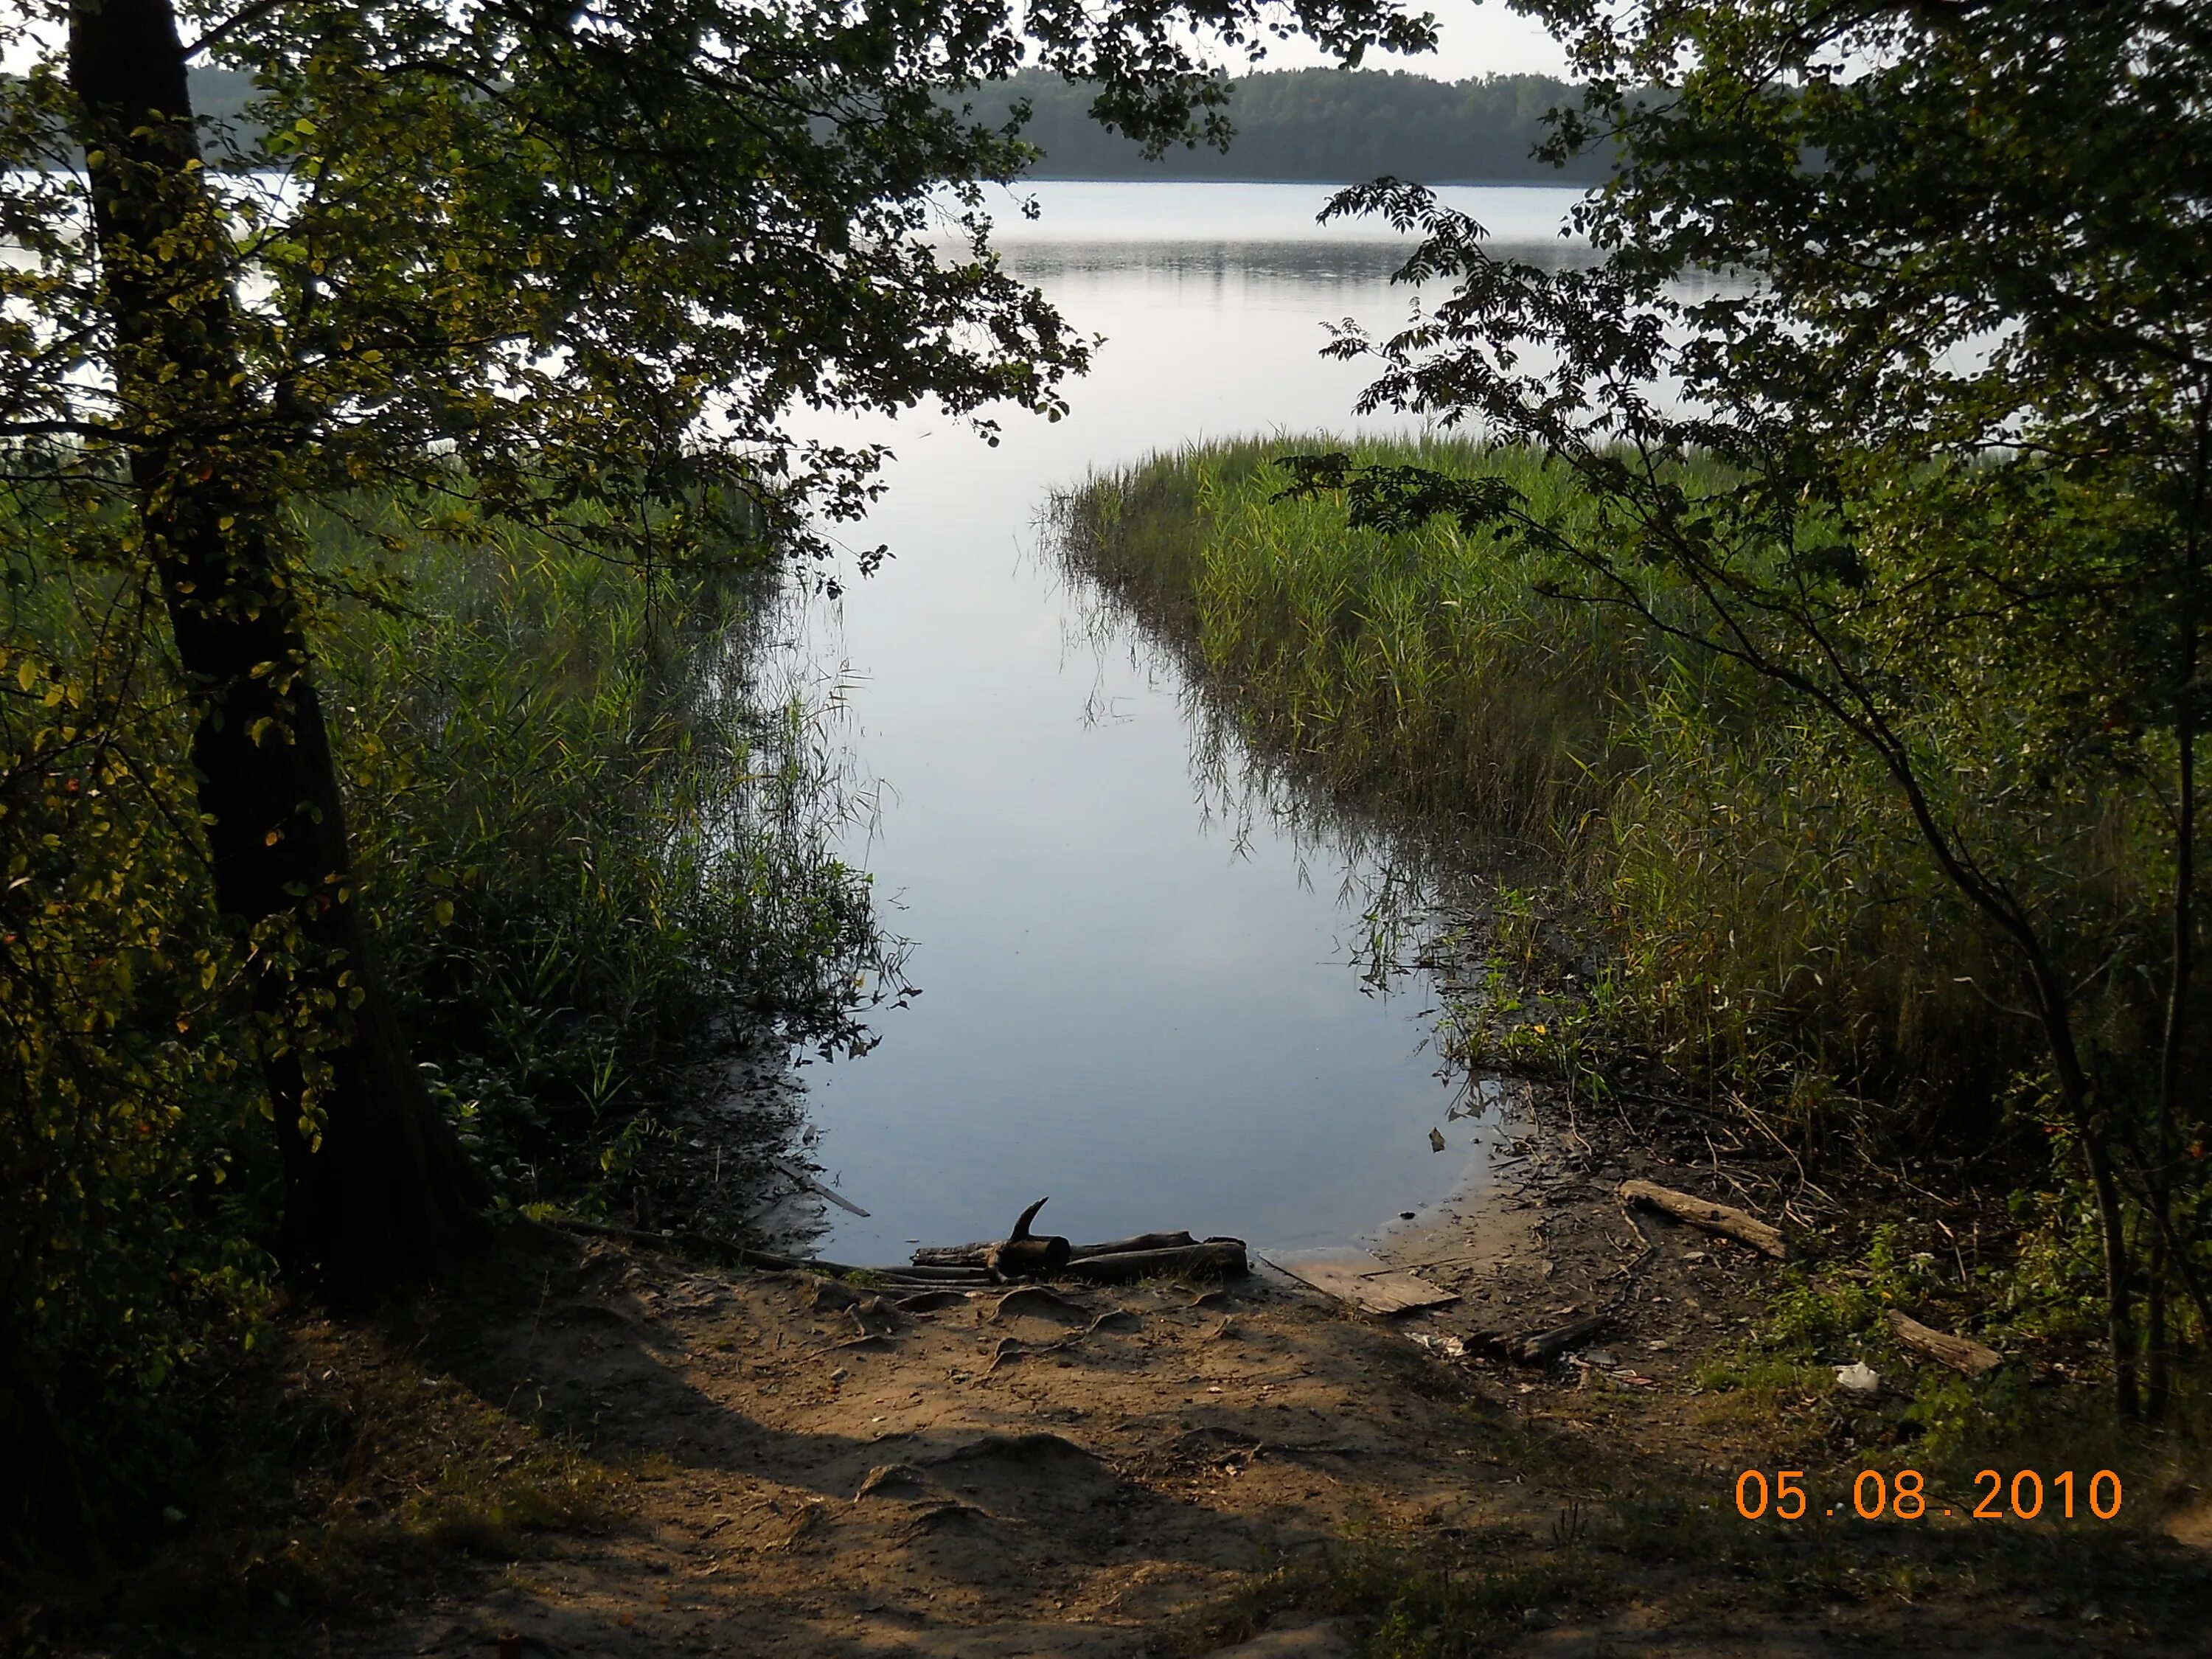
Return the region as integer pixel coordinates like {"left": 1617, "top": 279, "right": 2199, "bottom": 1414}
{"left": 778, "top": 181, "right": 1587, "bottom": 1262}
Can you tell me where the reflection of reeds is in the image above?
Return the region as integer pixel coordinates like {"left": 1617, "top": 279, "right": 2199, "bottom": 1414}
{"left": 1054, "top": 439, "right": 2026, "bottom": 1152}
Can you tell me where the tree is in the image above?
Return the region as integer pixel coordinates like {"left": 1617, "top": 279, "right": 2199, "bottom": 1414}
{"left": 1290, "top": 0, "right": 2211, "bottom": 1413}
{"left": 1, "top": 0, "right": 1431, "bottom": 1296}
{"left": 966, "top": 67, "right": 1612, "bottom": 184}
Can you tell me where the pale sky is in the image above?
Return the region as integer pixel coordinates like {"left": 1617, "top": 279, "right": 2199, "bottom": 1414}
{"left": 4, "top": 1, "right": 1574, "bottom": 83}
{"left": 1262, "top": 1, "right": 1576, "bottom": 81}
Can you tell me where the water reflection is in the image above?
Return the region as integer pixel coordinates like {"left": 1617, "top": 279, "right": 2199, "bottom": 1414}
{"left": 1002, "top": 236, "right": 1599, "bottom": 286}
{"left": 767, "top": 184, "right": 1587, "bottom": 1263}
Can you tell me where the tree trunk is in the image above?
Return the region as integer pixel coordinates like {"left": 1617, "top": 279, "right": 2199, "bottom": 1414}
{"left": 2150, "top": 397, "right": 2209, "bottom": 1423}
{"left": 2079, "top": 1124, "right": 2140, "bottom": 1419}
{"left": 69, "top": 0, "right": 484, "bottom": 1298}
{"left": 2025, "top": 952, "right": 2140, "bottom": 1418}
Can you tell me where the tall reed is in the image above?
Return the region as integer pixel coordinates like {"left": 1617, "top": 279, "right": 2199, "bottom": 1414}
{"left": 1059, "top": 439, "right": 2030, "bottom": 1152}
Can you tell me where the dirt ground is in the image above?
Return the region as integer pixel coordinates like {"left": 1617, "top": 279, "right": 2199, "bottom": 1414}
{"left": 50, "top": 1078, "right": 2206, "bottom": 1659}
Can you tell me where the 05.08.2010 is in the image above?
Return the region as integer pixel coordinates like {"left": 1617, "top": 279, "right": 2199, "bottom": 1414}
{"left": 1733, "top": 1467, "right": 2121, "bottom": 1521}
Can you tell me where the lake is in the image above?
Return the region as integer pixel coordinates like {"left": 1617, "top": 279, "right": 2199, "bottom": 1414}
{"left": 773, "top": 181, "right": 1589, "bottom": 1262}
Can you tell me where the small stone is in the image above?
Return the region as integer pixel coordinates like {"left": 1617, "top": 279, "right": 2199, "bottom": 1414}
{"left": 830, "top": 1366, "right": 849, "bottom": 1383}
{"left": 1835, "top": 1361, "right": 1881, "bottom": 1394}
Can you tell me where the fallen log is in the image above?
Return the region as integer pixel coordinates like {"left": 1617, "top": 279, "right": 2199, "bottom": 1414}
{"left": 911, "top": 1241, "right": 997, "bottom": 1267}
{"left": 1617, "top": 1180, "right": 1788, "bottom": 1260}
{"left": 1887, "top": 1310, "right": 2003, "bottom": 1377}
{"left": 1509, "top": 1311, "right": 1612, "bottom": 1364}
{"left": 1062, "top": 1239, "right": 1248, "bottom": 1284}
{"left": 552, "top": 1217, "right": 1241, "bottom": 1287}
{"left": 869, "top": 1262, "right": 992, "bottom": 1284}
{"left": 913, "top": 1230, "right": 1197, "bottom": 1268}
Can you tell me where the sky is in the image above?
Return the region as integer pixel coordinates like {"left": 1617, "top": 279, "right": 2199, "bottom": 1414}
{"left": 8, "top": 3, "right": 1575, "bottom": 82}
{"left": 0, "top": 3, "right": 1574, "bottom": 84}
{"left": 1263, "top": 1, "right": 1576, "bottom": 80}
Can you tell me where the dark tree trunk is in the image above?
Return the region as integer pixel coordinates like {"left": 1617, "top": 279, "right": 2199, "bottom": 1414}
{"left": 69, "top": 0, "right": 484, "bottom": 1297}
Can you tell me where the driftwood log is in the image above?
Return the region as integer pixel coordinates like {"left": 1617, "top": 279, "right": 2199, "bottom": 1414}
{"left": 1886, "top": 1310, "right": 2003, "bottom": 1377}
{"left": 1509, "top": 1311, "right": 1613, "bottom": 1364}
{"left": 985, "top": 1197, "right": 1071, "bottom": 1279}
{"left": 1062, "top": 1239, "right": 1247, "bottom": 1284}
{"left": 914, "top": 1231, "right": 1197, "bottom": 1268}
{"left": 1618, "top": 1179, "right": 1788, "bottom": 1260}
{"left": 554, "top": 1218, "right": 1242, "bottom": 1287}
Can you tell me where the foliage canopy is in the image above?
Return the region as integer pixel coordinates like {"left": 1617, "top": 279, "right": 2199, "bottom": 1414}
{"left": 1290, "top": 0, "right": 2212, "bottom": 1413}
{"left": 1, "top": 0, "right": 1433, "bottom": 1545}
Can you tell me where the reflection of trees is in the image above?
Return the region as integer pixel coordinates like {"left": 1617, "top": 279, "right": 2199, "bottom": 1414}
{"left": 1005, "top": 239, "right": 1601, "bottom": 287}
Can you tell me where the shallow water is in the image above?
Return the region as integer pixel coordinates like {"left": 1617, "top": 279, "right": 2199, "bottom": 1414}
{"left": 775, "top": 181, "right": 1587, "bottom": 1263}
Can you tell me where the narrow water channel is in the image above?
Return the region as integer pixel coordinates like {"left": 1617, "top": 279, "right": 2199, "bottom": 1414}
{"left": 776, "top": 181, "right": 1587, "bottom": 1263}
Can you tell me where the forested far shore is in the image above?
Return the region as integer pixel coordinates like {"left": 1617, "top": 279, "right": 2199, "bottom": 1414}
{"left": 186, "top": 65, "right": 1604, "bottom": 185}
{"left": 961, "top": 69, "right": 1604, "bottom": 184}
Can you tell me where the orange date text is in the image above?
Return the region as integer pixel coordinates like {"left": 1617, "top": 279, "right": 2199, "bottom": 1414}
{"left": 1732, "top": 1467, "right": 2122, "bottom": 1522}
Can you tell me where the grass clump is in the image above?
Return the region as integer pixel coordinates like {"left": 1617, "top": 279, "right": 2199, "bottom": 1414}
{"left": 307, "top": 495, "right": 895, "bottom": 1213}
{"left": 1176, "top": 1534, "right": 1604, "bottom": 1658}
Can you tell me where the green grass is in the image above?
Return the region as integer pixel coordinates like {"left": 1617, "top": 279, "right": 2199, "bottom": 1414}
{"left": 1061, "top": 436, "right": 1663, "bottom": 841}
{"left": 302, "top": 495, "right": 898, "bottom": 1210}
{"left": 1057, "top": 433, "right": 2212, "bottom": 1426}
{"left": 1057, "top": 437, "right": 2034, "bottom": 1153}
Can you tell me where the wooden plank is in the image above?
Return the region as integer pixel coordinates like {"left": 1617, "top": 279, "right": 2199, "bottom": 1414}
{"left": 1262, "top": 1248, "right": 1458, "bottom": 1315}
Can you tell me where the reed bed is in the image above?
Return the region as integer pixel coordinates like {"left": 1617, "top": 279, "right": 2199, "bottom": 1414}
{"left": 1058, "top": 438, "right": 2026, "bottom": 1152}
{"left": 304, "top": 498, "right": 897, "bottom": 1202}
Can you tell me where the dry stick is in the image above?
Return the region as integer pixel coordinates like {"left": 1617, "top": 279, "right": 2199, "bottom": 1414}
{"left": 1885, "top": 1310, "right": 2003, "bottom": 1377}
{"left": 1617, "top": 1180, "right": 1789, "bottom": 1260}
{"left": 1730, "top": 1094, "right": 1837, "bottom": 1209}
{"left": 1609, "top": 1083, "right": 1654, "bottom": 1150}
{"left": 770, "top": 1158, "right": 869, "bottom": 1217}
{"left": 1937, "top": 1220, "right": 1972, "bottom": 1291}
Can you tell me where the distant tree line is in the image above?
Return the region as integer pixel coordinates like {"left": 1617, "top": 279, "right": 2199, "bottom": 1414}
{"left": 969, "top": 69, "right": 1604, "bottom": 184}
{"left": 186, "top": 66, "right": 1603, "bottom": 186}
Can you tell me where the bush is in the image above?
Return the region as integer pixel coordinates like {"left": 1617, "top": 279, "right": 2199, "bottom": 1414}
{"left": 1, "top": 482, "right": 888, "bottom": 1552}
